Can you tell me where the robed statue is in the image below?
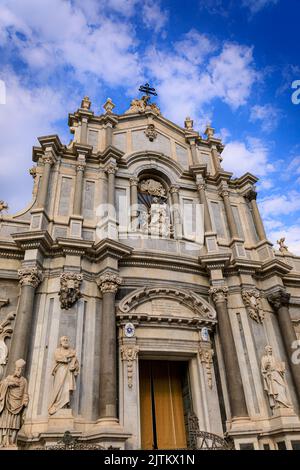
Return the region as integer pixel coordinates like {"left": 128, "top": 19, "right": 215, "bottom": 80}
{"left": 0, "top": 359, "right": 29, "bottom": 447}
{"left": 48, "top": 336, "right": 79, "bottom": 415}
{"left": 261, "top": 345, "right": 292, "bottom": 410}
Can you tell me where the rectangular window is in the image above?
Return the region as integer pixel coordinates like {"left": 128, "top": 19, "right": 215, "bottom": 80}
{"left": 231, "top": 205, "right": 244, "bottom": 238}
{"left": 82, "top": 181, "right": 95, "bottom": 219}
{"left": 210, "top": 201, "right": 226, "bottom": 238}
{"left": 239, "top": 443, "right": 255, "bottom": 450}
{"left": 58, "top": 177, "right": 72, "bottom": 216}
{"left": 277, "top": 441, "right": 287, "bottom": 450}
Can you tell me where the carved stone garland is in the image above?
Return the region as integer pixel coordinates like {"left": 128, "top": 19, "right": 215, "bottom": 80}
{"left": 242, "top": 289, "right": 264, "bottom": 323}
{"left": 199, "top": 347, "right": 214, "bottom": 389}
{"left": 139, "top": 179, "right": 166, "bottom": 197}
{"left": 59, "top": 272, "right": 83, "bottom": 310}
{"left": 120, "top": 345, "right": 139, "bottom": 389}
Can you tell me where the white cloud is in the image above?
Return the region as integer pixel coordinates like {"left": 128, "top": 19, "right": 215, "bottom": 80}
{"left": 250, "top": 104, "right": 281, "bottom": 132}
{"left": 242, "top": 0, "right": 279, "bottom": 14}
{"left": 221, "top": 137, "right": 274, "bottom": 177}
{"left": 142, "top": 0, "right": 168, "bottom": 33}
{"left": 266, "top": 223, "right": 300, "bottom": 256}
{"left": 259, "top": 191, "right": 300, "bottom": 219}
{"left": 174, "top": 30, "right": 217, "bottom": 65}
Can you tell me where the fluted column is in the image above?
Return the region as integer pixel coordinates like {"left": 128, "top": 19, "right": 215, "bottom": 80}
{"left": 219, "top": 185, "right": 239, "bottom": 239}
{"left": 73, "top": 159, "right": 86, "bottom": 215}
{"left": 245, "top": 188, "right": 267, "bottom": 241}
{"left": 197, "top": 182, "right": 213, "bottom": 233}
{"left": 268, "top": 289, "right": 300, "bottom": 405}
{"left": 37, "top": 153, "right": 55, "bottom": 209}
{"left": 210, "top": 286, "right": 248, "bottom": 418}
{"left": 97, "top": 273, "right": 122, "bottom": 419}
{"left": 170, "top": 185, "right": 182, "bottom": 239}
{"left": 6, "top": 267, "right": 42, "bottom": 374}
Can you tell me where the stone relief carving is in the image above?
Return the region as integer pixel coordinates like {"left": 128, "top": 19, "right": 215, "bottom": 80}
{"left": 199, "top": 347, "right": 214, "bottom": 389}
{"left": 209, "top": 286, "right": 228, "bottom": 304}
{"left": 97, "top": 273, "right": 122, "bottom": 294}
{"left": 125, "top": 95, "right": 161, "bottom": 115}
{"left": 242, "top": 289, "right": 264, "bottom": 323}
{"left": 59, "top": 272, "right": 83, "bottom": 310}
{"left": 139, "top": 179, "right": 166, "bottom": 197}
{"left": 48, "top": 336, "right": 79, "bottom": 415}
{"left": 120, "top": 345, "right": 139, "bottom": 389}
{"left": 0, "top": 311, "right": 16, "bottom": 380}
{"left": 0, "top": 359, "right": 29, "bottom": 448}
{"left": 118, "top": 287, "right": 217, "bottom": 322}
{"left": 144, "top": 123, "right": 157, "bottom": 142}
{"left": 261, "top": 345, "right": 292, "bottom": 411}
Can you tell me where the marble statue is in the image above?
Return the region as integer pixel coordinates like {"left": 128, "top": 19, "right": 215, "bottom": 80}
{"left": 277, "top": 237, "right": 289, "bottom": 254}
{"left": 0, "top": 359, "right": 29, "bottom": 447}
{"left": 48, "top": 336, "right": 79, "bottom": 415}
{"left": 261, "top": 345, "right": 292, "bottom": 410}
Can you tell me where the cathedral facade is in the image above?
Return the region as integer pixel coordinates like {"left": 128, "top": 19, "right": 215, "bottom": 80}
{"left": 0, "top": 93, "right": 300, "bottom": 450}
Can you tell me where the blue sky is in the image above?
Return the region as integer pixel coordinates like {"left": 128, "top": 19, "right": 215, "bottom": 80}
{"left": 0, "top": 0, "right": 300, "bottom": 253}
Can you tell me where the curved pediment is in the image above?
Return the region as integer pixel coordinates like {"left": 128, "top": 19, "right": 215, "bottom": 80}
{"left": 117, "top": 286, "right": 216, "bottom": 324}
{"left": 125, "top": 151, "right": 184, "bottom": 183}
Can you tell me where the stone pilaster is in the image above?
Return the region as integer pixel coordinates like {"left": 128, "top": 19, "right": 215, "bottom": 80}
{"left": 106, "top": 162, "right": 118, "bottom": 208}
{"left": 97, "top": 272, "right": 122, "bottom": 419}
{"left": 37, "top": 152, "right": 55, "bottom": 209}
{"left": 245, "top": 188, "right": 267, "bottom": 241}
{"left": 268, "top": 289, "right": 300, "bottom": 406}
{"left": 80, "top": 117, "right": 88, "bottom": 144}
{"left": 6, "top": 267, "right": 42, "bottom": 374}
{"left": 196, "top": 182, "right": 213, "bottom": 233}
{"left": 209, "top": 286, "right": 248, "bottom": 419}
{"left": 130, "top": 177, "right": 139, "bottom": 228}
{"left": 170, "top": 185, "right": 182, "bottom": 239}
{"left": 219, "top": 184, "right": 239, "bottom": 239}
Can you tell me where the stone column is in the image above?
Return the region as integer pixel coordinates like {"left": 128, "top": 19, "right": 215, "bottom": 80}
{"left": 189, "top": 139, "right": 198, "bottom": 165}
{"left": 268, "top": 289, "right": 300, "bottom": 405}
{"left": 106, "top": 162, "right": 117, "bottom": 209}
{"left": 210, "top": 287, "right": 248, "bottom": 419}
{"left": 105, "top": 123, "right": 113, "bottom": 147}
{"left": 197, "top": 182, "right": 213, "bottom": 233}
{"left": 170, "top": 185, "right": 182, "bottom": 239}
{"left": 219, "top": 185, "right": 239, "bottom": 239}
{"left": 37, "top": 153, "right": 55, "bottom": 209}
{"left": 6, "top": 267, "right": 42, "bottom": 374}
{"left": 73, "top": 159, "right": 86, "bottom": 215}
{"left": 80, "top": 117, "right": 88, "bottom": 144}
{"left": 130, "top": 177, "right": 139, "bottom": 230}
{"left": 97, "top": 273, "right": 122, "bottom": 419}
{"left": 211, "top": 147, "right": 222, "bottom": 173}
{"left": 245, "top": 188, "right": 267, "bottom": 241}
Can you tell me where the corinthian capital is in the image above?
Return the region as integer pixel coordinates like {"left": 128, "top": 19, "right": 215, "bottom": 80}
{"left": 129, "top": 177, "right": 139, "bottom": 187}
{"left": 209, "top": 286, "right": 228, "bottom": 304}
{"left": 106, "top": 162, "right": 118, "bottom": 175}
{"left": 18, "top": 267, "right": 42, "bottom": 288}
{"left": 43, "top": 151, "right": 56, "bottom": 166}
{"left": 170, "top": 185, "right": 180, "bottom": 195}
{"left": 245, "top": 188, "right": 257, "bottom": 202}
{"left": 268, "top": 289, "right": 290, "bottom": 311}
{"left": 98, "top": 272, "right": 122, "bottom": 294}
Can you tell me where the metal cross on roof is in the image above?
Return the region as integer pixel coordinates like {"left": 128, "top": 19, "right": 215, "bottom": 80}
{"left": 138, "top": 83, "right": 157, "bottom": 97}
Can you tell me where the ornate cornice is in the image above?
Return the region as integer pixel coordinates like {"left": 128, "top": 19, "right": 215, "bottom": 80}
{"left": 267, "top": 289, "right": 290, "bottom": 311}
{"left": 18, "top": 267, "right": 42, "bottom": 288}
{"left": 97, "top": 272, "right": 122, "bottom": 294}
{"left": 209, "top": 286, "right": 228, "bottom": 304}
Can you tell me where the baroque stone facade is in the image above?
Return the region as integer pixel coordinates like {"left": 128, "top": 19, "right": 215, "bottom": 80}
{"left": 0, "top": 93, "right": 300, "bottom": 450}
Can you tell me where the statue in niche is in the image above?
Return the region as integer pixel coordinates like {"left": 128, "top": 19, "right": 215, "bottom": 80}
{"left": 0, "top": 311, "right": 16, "bottom": 379}
{"left": 0, "top": 359, "right": 29, "bottom": 447}
{"left": 261, "top": 345, "right": 292, "bottom": 410}
{"left": 48, "top": 336, "right": 79, "bottom": 416}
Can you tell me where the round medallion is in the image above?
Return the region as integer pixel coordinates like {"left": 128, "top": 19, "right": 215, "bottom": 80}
{"left": 124, "top": 322, "right": 135, "bottom": 338}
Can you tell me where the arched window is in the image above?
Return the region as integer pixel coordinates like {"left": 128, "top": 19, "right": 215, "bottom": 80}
{"left": 137, "top": 177, "right": 173, "bottom": 238}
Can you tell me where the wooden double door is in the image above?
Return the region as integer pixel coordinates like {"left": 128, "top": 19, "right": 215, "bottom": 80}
{"left": 139, "top": 360, "right": 188, "bottom": 449}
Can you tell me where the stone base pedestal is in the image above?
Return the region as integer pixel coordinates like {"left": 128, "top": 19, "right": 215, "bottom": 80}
{"left": 86, "top": 419, "right": 131, "bottom": 449}
{"left": 48, "top": 409, "right": 75, "bottom": 431}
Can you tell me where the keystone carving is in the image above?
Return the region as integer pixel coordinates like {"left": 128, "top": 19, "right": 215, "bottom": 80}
{"left": 144, "top": 123, "right": 157, "bottom": 142}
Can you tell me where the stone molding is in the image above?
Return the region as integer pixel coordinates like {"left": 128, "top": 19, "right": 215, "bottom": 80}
{"left": 97, "top": 272, "right": 122, "bottom": 294}
{"left": 242, "top": 288, "right": 264, "bottom": 323}
{"left": 118, "top": 286, "right": 216, "bottom": 321}
{"left": 120, "top": 344, "right": 139, "bottom": 389}
{"left": 268, "top": 289, "right": 290, "bottom": 311}
{"left": 59, "top": 272, "right": 83, "bottom": 310}
{"left": 209, "top": 286, "right": 228, "bottom": 304}
{"left": 18, "top": 267, "right": 42, "bottom": 288}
